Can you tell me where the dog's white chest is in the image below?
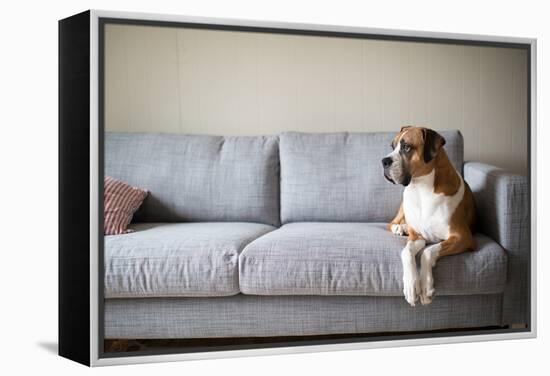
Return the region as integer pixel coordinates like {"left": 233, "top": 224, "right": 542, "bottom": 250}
{"left": 403, "top": 170, "right": 464, "bottom": 244}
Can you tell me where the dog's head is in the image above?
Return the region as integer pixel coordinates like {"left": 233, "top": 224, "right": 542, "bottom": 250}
{"left": 381, "top": 126, "right": 446, "bottom": 186}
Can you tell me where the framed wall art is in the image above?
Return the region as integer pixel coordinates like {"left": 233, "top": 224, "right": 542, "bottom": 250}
{"left": 59, "top": 9, "right": 537, "bottom": 366}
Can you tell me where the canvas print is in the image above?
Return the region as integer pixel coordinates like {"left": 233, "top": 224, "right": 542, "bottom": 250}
{"left": 97, "top": 19, "right": 531, "bottom": 357}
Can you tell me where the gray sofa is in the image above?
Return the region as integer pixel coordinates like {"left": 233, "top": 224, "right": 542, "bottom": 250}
{"left": 104, "top": 130, "right": 528, "bottom": 339}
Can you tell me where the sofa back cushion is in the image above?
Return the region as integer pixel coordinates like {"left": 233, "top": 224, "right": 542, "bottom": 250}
{"left": 279, "top": 130, "right": 464, "bottom": 224}
{"left": 105, "top": 133, "right": 280, "bottom": 226}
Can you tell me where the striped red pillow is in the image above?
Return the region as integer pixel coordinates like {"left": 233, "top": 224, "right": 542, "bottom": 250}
{"left": 104, "top": 176, "right": 148, "bottom": 235}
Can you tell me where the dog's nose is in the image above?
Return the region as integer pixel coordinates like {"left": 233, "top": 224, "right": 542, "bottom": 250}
{"left": 382, "top": 157, "right": 393, "bottom": 169}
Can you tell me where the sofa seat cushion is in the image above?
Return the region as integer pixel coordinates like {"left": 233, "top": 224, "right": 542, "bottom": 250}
{"left": 239, "top": 223, "right": 507, "bottom": 296}
{"left": 105, "top": 222, "right": 275, "bottom": 298}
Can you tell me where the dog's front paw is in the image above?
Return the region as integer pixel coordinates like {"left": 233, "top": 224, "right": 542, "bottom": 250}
{"left": 419, "top": 286, "right": 435, "bottom": 305}
{"left": 419, "top": 246, "right": 438, "bottom": 305}
{"left": 391, "top": 224, "right": 408, "bottom": 236}
{"left": 419, "top": 274, "right": 435, "bottom": 305}
{"left": 403, "top": 275, "right": 419, "bottom": 307}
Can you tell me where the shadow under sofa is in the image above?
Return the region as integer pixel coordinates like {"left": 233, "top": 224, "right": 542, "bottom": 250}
{"left": 103, "top": 130, "right": 529, "bottom": 341}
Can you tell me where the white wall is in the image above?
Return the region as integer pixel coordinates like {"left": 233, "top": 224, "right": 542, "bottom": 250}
{"left": 105, "top": 24, "right": 528, "bottom": 174}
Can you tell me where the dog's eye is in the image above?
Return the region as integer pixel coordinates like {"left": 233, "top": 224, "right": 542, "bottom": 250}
{"left": 402, "top": 144, "right": 411, "bottom": 152}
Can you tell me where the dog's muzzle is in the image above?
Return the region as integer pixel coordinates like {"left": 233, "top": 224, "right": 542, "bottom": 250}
{"left": 382, "top": 157, "right": 395, "bottom": 184}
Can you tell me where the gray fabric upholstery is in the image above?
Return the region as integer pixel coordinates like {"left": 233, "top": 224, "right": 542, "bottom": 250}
{"left": 105, "top": 133, "right": 280, "bottom": 226}
{"left": 102, "top": 131, "right": 529, "bottom": 337}
{"left": 464, "top": 162, "right": 529, "bottom": 325}
{"left": 105, "top": 222, "right": 275, "bottom": 298}
{"left": 240, "top": 222, "right": 507, "bottom": 296}
{"left": 104, "top": 294, "right": 503, "bottom": 339}
{"left": 279, "top": 130, "right": 463, "bottom": 224}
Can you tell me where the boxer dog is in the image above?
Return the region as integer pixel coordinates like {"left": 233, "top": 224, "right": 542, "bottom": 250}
{"left": 382, "top": 126, "right": 476, "bottom": 306}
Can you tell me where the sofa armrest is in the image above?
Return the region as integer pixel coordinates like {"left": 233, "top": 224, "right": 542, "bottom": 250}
{"left": 464, "top": 162, "right": 529, "bottom": 326}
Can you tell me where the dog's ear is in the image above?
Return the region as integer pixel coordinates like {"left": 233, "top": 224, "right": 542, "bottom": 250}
{"left": 400, "top": 125, "right": 412, "bottom": 132}
{"left": 422, "top": 128, "right": 446, "bottom": 163}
